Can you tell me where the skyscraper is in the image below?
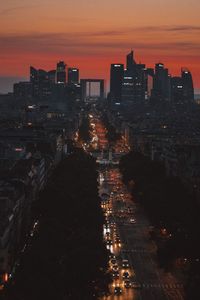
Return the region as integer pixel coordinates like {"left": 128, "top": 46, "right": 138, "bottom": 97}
{"left": 126, "top": 50, "right": 136, "bottom": 71}
{"left": 171, "top": 76, "right": 184, "bottom": 104}
{"left": 30, "top": 66, "right": 53, "bottom": 98}
{"left": 153, "top": 63, "right": 171, "bottom": 101}
{"left": 30, "top": 66, "right": 38, "bottom": 84}
{"left": 56, "top": 61, "right": 66, "bottom": 84}
{"left": 13, "top": 81, "right": 32, "bottom": 100}
{"left": 68, "top": 68, "right": 79, "bottom": 84}
{"left": 48, "top": 70, "right": 56, "bottom": 84}
{"left": 110, "top": 64, "right": 124, "bottom": 102}
{"left": 121, "top": 70, "right": 134, "bottom": 103}
{"left": 134, "top": 63, "right": 146, "bottom": 101}
{"left": 171, "top": 68, "right": 194, "bottom": 105}
{"left": 181, "top": 68, "right": 194, "bottom": 103}
{"left": 121, "top": 50, "right": 146, "bottom": 103}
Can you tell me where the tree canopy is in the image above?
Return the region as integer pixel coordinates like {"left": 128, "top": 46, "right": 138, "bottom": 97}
{"left": 3, "top": 149, "right": 110, "bottom": 300}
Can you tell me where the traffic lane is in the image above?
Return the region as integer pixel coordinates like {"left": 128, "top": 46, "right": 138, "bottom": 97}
{"left": 164, "top": 288, "right": 185, "bottom": 300}
{"left": 117, "top": 222, "right": 170, "bottom": 283}
{"left": 128, "top": 252, "right": 161, "bottom": 283}
{"left": 113, "top": 208, "right": 185, "bottom": 297}
{"left": 127, "top": 244, "right": 185, "bottom": 299}
{"left": 113, "top": 211, "right": 163, "bottom": 281}
{"left": 105, "top": 250, "right": 139, "bottom": 300}
{"left": 101, "top": 172, "right": 185, "bottom": 299}
{"left": 140, "top": 288, "right": 168, "bottom": 300}
{"left": 117, "top": 226, "right": 152, "bottom": 254}
{"left": 102, "top": 173, "right": 184, "bottom": 298}
{"left": 102, "top": 288, "right": 139, "bottom": 300}
{"left": 120, "top": 226, "right": 184, "bottom": 289}
{"left": 103, "top": 213, "right": 141, "bottom": 296}
{"left": 107, "top": 250, "right": 169, "bottom": 299}
{"left": 113, "top": 231, "right": 170, "bottom": 300}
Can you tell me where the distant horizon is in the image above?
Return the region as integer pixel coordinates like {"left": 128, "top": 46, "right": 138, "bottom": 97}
{"left": 0, "top": 72, "right": 200, "bottom": 95}
{"left": 1, "top": 0, "right": 200, "bottom": 94}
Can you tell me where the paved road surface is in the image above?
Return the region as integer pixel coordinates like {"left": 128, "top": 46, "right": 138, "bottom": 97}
{"left": 99, "top": 168, "right": 185, "bottom": 300}
{"left": 89, "top": 114, "right": 184, "bottom": 300}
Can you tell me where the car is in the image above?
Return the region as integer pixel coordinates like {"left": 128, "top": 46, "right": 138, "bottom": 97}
{"left": 122, "top": 271, "right": 130, "bottom": 279}
{"left": 115, "top": 237, "right": 121, "bottom": 244}
{"left": 112, "top": 270, "right": 120, "bottom": 279}
{"left": 106, "top": 239, "right": 113, "bottom": 246}
{"left": 122, "top": 259, "right": 129, "bottom": 269}
{"left": 109, "top": 253, "right": 115, "bottom": 260}
{"left": 110, "top": 222, "right": 116, "bottom": 227}
{"left": 104, "top": 223, "right": 110, "bottom": 229}
{"left": 124, "top": 280, "right": 132, "bottom": 288}
{"left": 130, "top": 218, "right": 136, "bottom": 224}
{"left": 114, "top": 286, "right": 122, "bottom": 295}
{"left": 132, "top": 281, "right": 141, "bottom": 289}
{"left": 110, "top": 258, "right": 117, "bottom": 265}
{"left": 105, "top": 232, "right": 111, "bottom": 239}
{"left": 112, "top": 264, "right": 119, "bottom": 271}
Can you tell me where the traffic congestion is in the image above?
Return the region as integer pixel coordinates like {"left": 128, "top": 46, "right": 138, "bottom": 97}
{"left": 89, "top": 113, "right": 184, "bottom": 300}
{"left": 100, "top": 168, "right": 139, "bottom": 300}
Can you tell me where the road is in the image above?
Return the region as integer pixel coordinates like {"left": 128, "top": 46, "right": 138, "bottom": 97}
{"left": 99, "top": 169, "right": 184, "bottom": 300}
{"left": 88, "top": 113, "right": 185, "bottom": 300}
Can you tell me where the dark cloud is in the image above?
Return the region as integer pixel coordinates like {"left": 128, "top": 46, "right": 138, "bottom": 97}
{"left": 0, "top": 5, "right": 38, "bottom": 16}
{"left": 82, "top": 25, "right": 200, "bottom": 35}
{"left": 0, "top": 27, "right": 200, "bottom": 57}
{"left": 131, "top": 25, "right": 200, "bottom": 33}
{"left": 165, "top": 25, "right": 200, "bottom": 31}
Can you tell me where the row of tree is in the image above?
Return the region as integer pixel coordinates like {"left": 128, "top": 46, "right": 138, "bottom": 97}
{"left": 3, "top": 149, "right": 110, "bottom": 300}
{"left": 101, "top": 114, "right": 121, "bottom": 143}
{"left": 78, "top": 115, "right": 91, "bottom": 143}
{"left": 119, "top": 151, "right": 200, "bottom": 299}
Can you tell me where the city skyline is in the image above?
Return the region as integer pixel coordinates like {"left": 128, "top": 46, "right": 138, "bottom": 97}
{"left": 0, "top": 0, "right": 200, "bottom": 93}
{"left": 0, "top": 53, "right": 200, "bottom": 95}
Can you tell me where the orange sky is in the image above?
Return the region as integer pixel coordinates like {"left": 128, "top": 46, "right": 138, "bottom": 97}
{"left": 0, "top": 0, "right": 200, "bottom": 92}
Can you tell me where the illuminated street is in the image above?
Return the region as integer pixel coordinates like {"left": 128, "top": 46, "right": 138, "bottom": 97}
{"left": 1, "top": 2, "right": 200, "bottom": 295}
{"left": 89, "top": 114, "right": 185, "bottom": 300}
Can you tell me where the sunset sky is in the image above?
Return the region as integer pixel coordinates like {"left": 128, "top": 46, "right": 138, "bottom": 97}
{"left": 0, "top": 0, "right": 200, "bottom": 92}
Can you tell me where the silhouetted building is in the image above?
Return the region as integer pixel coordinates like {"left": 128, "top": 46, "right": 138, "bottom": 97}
{"left": 13, "top": 82, "right": 32, "bottom": 100}
{"left": 122, "top": 70, "right": 134, "bottom": 103}
{"left": 171, "top": 68, "right": 194, "bottom": 105}
{"left": 182, "top": 68, "right": 194, "bottom": 103}
{"left": 56, "top": 61, "right": 66, "bottom": 84}
{"left": 171, "top": 77, "right": 184, "bottom": 104}
{"left": 68, "top": 68, "right": 79, "bottom": 84}
{"left": 152, "top": 63, "right": 171, "bottom": 101}
{"left": 110, "top": 64, "right": 124, "bottom": 102}
{"left": 126, "top": 50, "right": 136, "bottom": 72}
{"left": 122, "top": 51, "right": 146, "bottom": 103}
{"left": 48, "top": 70, "right": 56, "bottom": 84}
{"left": 134, "top": 63, "right": 146, "bottom": 101}
{"left": 0, "top": 180, "right": 26, "bottom": 285}
{"left": 30, "top": 66, "right": 52, "bottom": 98}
